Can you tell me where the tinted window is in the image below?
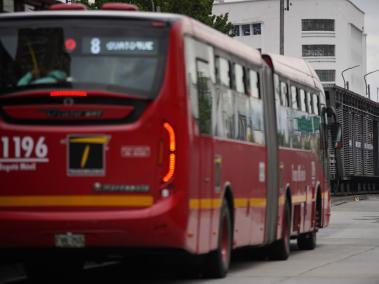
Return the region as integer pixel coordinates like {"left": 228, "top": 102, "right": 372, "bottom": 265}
{"left": 291, "top": 86, "right": 298, "bottom": 109}
{"left": 313, "top": 94, "right": 319, "bottom": 115}
{"left": 236, "top": 93, "right": 249, "bottom": 141}
{"left": 222, "top": 92, "right": 235, "bottom": 139}
{"left": 299, "top": 89, "right": 306, "bottom": 112}
{"left": 249, "top": 95, "right": 265, "bottom": 144}
{"left": 249, "top": 70, "right": 260, "bottom": 99}
{"left": 185, "top": 37, "right": 215, "bottom": 123}
{"left": 274, "top": 74, "right": 280, "bottom": 104}
{"left": 0, "top": 19, "right": 169, "bottom": 98}
{"left": 235, "top": 64, "right": 245, "bottom": 93}
{"left": 217, "top": 57, "right": 230, "bottom": 87}
{"left": 280, "top": 81, "right": 289, "bottom": 107}
{"left": 306, "top": 91, "right": 312, "bottom": 113}
{"left": 196, "top": 60, "right": 213, "bottom": 135}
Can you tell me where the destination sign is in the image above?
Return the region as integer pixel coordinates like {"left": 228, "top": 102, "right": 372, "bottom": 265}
{"left": 82, "top": 37, "right": 158, "bottom": 55}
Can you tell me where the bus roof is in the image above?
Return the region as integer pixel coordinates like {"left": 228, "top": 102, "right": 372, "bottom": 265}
{"left": 0, "top": 10, "right": 182, "bottom": 22}
{"left": 265, "top": 53, "right": 323, "bottom": 92}
{"left": 0, "top": 10, "right": 264, "bottom": 68}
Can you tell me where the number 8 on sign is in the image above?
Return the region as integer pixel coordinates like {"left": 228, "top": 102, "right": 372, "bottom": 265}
{"left": 91, "top": 38, "right": 101, "bottom": 55}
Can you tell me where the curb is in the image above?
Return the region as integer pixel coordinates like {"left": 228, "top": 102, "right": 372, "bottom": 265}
{"left": 331, "top": 194, "right": 369, "bottom": 207}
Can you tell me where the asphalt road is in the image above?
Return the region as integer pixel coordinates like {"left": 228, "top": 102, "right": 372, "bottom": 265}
{"left": 1, "top": 195, "right": 379, "bottom": 284}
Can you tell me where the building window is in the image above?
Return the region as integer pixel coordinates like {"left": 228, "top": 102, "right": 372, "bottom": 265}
{"left": 232, "top": 25, "right": 240, "bottom": 37}
{"left": 252, "top": 23, "right": 261, "bottom": 35}
{"left": 242, "top": 24, "right": 251, "bottom": 36}
{"left": 315, "top": 70, "right": 336, "bottom": 82}
{"left": 302, "top": 19, "right": 335, "bottom": 31}
{"left": 302, "top": 45, "right": 335, "bottom": 57}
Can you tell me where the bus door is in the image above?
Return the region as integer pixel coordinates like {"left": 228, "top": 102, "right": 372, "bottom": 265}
{"left": 196, "top": 59, "right": 215, "bottom": 252}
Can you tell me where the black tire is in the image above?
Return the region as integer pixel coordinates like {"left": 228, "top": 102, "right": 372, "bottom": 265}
{"left": 297, "top": 194, "right": 319, "bottom": 250}
{"left": 204, "top": 201, "right": 232, "bottom": 278}
{"left": 297, "top": 231, "right": 317, "bottom": 250}
{"left": 269, "top": 201, "right": 291, "bottom": 260}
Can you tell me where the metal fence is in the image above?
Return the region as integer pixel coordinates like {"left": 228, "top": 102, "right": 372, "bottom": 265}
{"left": 325, "top": 86, "right": 379, "bottom": 195}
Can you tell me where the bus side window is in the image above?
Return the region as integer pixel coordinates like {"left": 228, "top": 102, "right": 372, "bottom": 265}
{"left": 235, "top": 64, "right": 245, "bottom": 94}
{"left": 249, "top": 90, "right": 265, "bottom": 145}
{"left": 217, "top": 57, "right": 230, "bottom": 87}
{"left": 274, "top": 74, "right": 280, "bottom": 104}
{"left": 221, "top": 89, "right": 235, "bottom": 139}
{"left": 229, "top": 61, "right": 236, "bottom": 90}
{"left": 299, "top": 89, "right": 306, "bottom": 112}
{"left": 243, "top": 67, "right": 250, "bottom": 95}
{"left": 185, "top": 37, "right": 216, "bottom": 134}
{"left": 215, "top": 56, "right": 220, "bottom": 84}
{"left": 319, "top": 91, "right": 326, "bottom": 109}
{"left": 196, "top": 60, "right": 213, "bottom": 135}
{"left": 236, "top": 93, "right": 248, "bottom": 141}
{"left": 306, "top": 91, "right": 312, "bottom": 113}
{"left": 184, "top": 37, "right": 199, "bottom": 119}
{"left": 313, "top": 93, "right": 320, "bottom": 115}
{"left": 280, "top": 81, "right": 288, "bottom": 107}
{"left": 249, "top": 70, "right": 260, "bottom": 99}
{"left": 291, "top": 85, "right": 298, "bottom": 109}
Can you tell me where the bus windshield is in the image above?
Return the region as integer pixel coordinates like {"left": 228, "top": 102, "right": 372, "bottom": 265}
{"left": 0, "top": 19, "right": 169, "bottom": 98}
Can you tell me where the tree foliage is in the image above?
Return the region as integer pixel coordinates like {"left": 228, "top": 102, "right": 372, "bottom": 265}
{"left": 78, "top": 0, "right": 233, "bottom": 35}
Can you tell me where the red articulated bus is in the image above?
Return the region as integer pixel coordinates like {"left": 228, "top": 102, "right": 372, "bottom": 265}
{"left": 0, "top": 3, "right": 333, "bottom": 279}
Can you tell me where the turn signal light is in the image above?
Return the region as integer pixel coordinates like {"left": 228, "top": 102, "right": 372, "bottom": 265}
{"left": 164, "top": 122, "right": 176, "bottom": 152}
{"left": 162, "top": 122, "right": 176, "bottom": 183}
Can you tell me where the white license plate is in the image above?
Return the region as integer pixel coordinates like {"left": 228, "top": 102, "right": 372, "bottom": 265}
{"left": 55, "top": 233, "right": 85, "bottom": 248}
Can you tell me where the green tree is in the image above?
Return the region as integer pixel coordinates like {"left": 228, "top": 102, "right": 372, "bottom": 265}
{"left": 78, "top": 0, "right": 233, "bottom": 35}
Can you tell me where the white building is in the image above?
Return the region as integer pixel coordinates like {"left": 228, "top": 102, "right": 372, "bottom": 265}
{"left": 213, "top": 0, "right": 367, "bottom": 96}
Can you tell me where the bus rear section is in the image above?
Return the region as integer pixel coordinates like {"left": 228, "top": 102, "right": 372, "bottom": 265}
{"left": 0, "top": 15, "right": 192, "bottom": 258}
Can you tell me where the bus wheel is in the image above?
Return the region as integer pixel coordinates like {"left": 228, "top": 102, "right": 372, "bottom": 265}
{"left": 297, "top": 231, "right": 317, "bottom": 250}
{"left": 269, "top": 201, "right": 291, "bottom": 260}
{"left": 204, "top": 200, "right": 232, "bottom": 278}
{"left": 297, "top": 194, "right": 319, "bottom": 250}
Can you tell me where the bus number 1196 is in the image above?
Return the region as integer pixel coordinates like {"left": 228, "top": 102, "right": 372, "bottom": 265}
{"left": 0, "top": 136, "right": 48, "bottom": 160}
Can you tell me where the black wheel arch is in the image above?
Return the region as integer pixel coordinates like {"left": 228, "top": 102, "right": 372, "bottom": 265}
{"left": 316, "top": 185, "right": 322, "bottom": 228}
{"left": 223, "top": 184, "right": 234, "bottom": 230}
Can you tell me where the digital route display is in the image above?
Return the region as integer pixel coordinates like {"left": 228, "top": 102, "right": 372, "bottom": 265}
{"left": 82, "top": 37, "right": 158, "bottom": 56}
